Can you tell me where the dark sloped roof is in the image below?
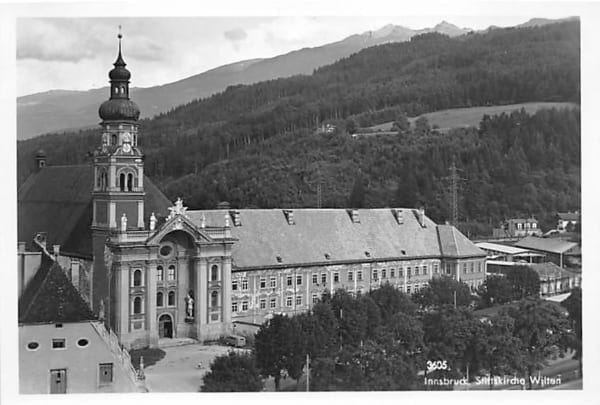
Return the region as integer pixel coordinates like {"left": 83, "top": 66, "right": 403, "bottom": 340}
{"left": 515, "top": 236, "right": 578, "bottom": 254}
{"left": 18, "top": 165, "right": 171, "bottom": 257}
{"left": 19, "top": 257, "right": 96, "bottom": 324}
{"left": 187, "top": 209, "right": 479, "bottom": 269}
{"left": 437, "top": 224, "right": 487, "bottom": 258}
{"left": 557, "top": 212, "right": 580, "bottom": 221}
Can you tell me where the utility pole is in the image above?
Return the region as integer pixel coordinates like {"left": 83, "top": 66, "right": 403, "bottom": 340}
{"left": 450, "top": 158, "right": 459, "bottom": 226}
{"left": 306, "top": 353, "right": 310, "bottom": 392}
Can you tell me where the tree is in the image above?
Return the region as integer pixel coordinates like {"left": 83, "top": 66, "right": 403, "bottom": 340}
{"left": 505, "top": 266, "right": 540, "bottom": 299}
{"left": 479, "top": 275, "right": 514, "bottom": 307}
{"left": 506, "top": 298, "right": 571, "bottom": 389}
{"left": 414, "top": 116, "right": 431, "bottom": 136}
{"left": 561, "top": 287, "right": 582, "bottom": 375}
{"left": 201, "top": 351, "right": 264, "bottom": 392}
{"left": 413, "top": 276, "right": 472, "bottom": 309}
{"left": 369, "top": 283, "right": 417, "bottom": 323}
{"left": 254, "top": 314, "right": 305, "bottom": 390}
{"left": 345, "top": 118, "right": 358, "bottom": 135}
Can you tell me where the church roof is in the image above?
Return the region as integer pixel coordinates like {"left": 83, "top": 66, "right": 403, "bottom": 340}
{"left": 18, "top": 165, "right": 171, "bottom": 258}
{"left": 188, "top": 209, "right": 484, "bottom": 269}
{"left": 19, "top": 255, "right": 96, "bottom": 324}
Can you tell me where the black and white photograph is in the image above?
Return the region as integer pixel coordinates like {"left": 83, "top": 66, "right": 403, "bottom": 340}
{"left": 2, "top": 0, "right": 599, "bottom": 402}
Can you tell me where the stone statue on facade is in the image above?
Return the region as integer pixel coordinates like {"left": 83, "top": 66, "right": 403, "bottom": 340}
{"left": 149, "top": 212, "right": 157, "bottom": 231}
{"left": 120, "top": 213, "right": 127, "bottom": 232}
{"left": 168, "top": 197, "right": 188, "bottom": 220}
{"left": 185, "top": 292, "right": 195, "bottom": 318}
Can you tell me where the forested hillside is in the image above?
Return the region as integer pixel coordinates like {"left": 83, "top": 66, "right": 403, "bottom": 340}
{"left": 17, "top": 21, "right": 580, "bottom": 234}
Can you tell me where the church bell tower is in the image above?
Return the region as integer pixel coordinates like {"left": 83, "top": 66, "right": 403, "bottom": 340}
{"left": 92, "top": 30, "right": 144, "bottom": 231}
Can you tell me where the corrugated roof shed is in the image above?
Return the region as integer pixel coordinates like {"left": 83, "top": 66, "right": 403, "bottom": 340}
{"left": 19, "top": 257, "right": 96, "bottom": 324}
{"left": 515, "top": 236, "right": 578, "bottom": 254}
{"left": 18, "top": 165, "right": 171, "bottom": 257}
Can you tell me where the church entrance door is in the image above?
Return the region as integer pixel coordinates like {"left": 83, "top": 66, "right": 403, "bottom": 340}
{"left": 158, "top": 314, "right": 173, "bottom": 338}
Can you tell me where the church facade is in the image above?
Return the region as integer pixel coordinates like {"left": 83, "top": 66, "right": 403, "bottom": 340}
{"left": 18, "top": 35, "right": 487, "bottom": 350}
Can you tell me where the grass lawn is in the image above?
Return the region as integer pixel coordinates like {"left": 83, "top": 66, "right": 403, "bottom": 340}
{"left": 129, "top": 347, "right": 167, "bottom": 369}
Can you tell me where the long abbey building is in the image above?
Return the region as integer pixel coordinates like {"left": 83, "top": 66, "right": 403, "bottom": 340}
{"left": 18, "top": 36, "right": 487, "bottom": 349}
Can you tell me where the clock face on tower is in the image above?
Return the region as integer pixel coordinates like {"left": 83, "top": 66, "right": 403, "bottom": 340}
{"left": 123, "top": 143, "right": 131, "bottom": 153}
{"left": 122, "top": 132, "right": 132, "bottom": 153}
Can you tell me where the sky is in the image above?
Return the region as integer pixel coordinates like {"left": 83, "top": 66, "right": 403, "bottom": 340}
{"left": 13, "top": 3, "right": 588, "bottom": 97}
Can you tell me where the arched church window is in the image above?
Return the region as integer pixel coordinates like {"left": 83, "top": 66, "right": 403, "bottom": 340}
{"left": 168, "top": 291, "right": 175, "bottom": 306}
{"left": 102, "top": 172, "right": 108, "bottom": 191}
{"left": 111, "top": 134, "right": 117, "bottom": 145}
{"left": 119, "top": 173, "right": 125, "bottom": 191}
{"left": 127, "top": 173, "right": 133, "bottom": 191}
{"left": 157, "top": 292, "right": 163, "bottom": 307}
{"left": 211, "top": 291, "right": 218, "bottom": 307}
{"left": 133, "top": 297, "right": 142, "bottom": 314}
{"left": 211, "top": 265, "right": 218, "bottom": 281}
{"left": 168, "top": 265, "right": 176, "bottom": 281}
{"left": 157, "top": 266, "right": 164, "bottom": 282}
{"left": 133, "top": 270, "right": 142, "bottom": 287}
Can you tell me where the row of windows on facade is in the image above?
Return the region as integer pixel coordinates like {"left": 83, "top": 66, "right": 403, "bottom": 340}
{"left": 230, "top": 281, "right": 437, "bottom": 313}
{"left": 26, "top": 337, "right": 89, "bottom": 351}
{"left": 130, "top": 264, "right": 220, "bottom": 287}
{"left": 48, "top": 363, "right": 114, "bottom": 393}
{"left": 231, "top": 263, "right": 481, "bottom": 291}
{"left": 516, "top": 222, "right": 537, "bottom": 230}
{"left": 131, "top": 290, "right": 220, "bottom": 314}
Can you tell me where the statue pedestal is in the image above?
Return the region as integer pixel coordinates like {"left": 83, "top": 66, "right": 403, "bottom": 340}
{"left": 185, "top": 317, "right": 194, "bottom": 324}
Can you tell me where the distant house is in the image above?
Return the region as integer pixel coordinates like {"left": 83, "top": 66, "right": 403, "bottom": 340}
{"left": 475, "top": 242, "right": 544, "bottom": 263}
{"left": 492, "top": 217, "right": 542, "bottom": 238}
{"left": 557, "top": 211, "right": 580, "bottom": 232}
{"left": 514, "top": 236, "right": 580, "bottom": 269}
{"left": 18, "top": 247, "right": 142, "bottom": 394}
{"left": 315, "top": 123, "right": 337, "bottom": 135}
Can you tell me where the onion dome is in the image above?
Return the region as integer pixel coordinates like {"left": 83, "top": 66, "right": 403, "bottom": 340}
{"left": 99, "top": 98, "right": 140, "bottom": 121}
{"left": 98, "top": 29, "right": 140, "bottom": 122}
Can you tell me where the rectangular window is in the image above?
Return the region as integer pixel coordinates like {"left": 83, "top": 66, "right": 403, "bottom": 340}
{"left": 407, "top": 267, "right": 412, "bottom": 278}
{"left": 232, "top": 302, "right": 238, "bottom": 312}
{"left": 167, "top": 267, "right": 175, "bottom": 281}
{"left": 382, "top": 269, "right": 386, "bottom": 279}
{"left": 434, "top": 264, "right": 439, "bottom": 274}
{"left": 414, "top": 285, "right": 420, "bottom": 293}
{"left": 270, "top": 277, "right": 277, "bottom": 288}
{"left": 286, "top": 296, "right": 293, "bottom": 307}
{"left": 99, "top": 363, "right": 113, "bottom": 385}
{"left": 373, "top": 269, "right": 378, "bottom": 280}
{"left": 348, "top": 271, "right": 354, "bottom": 282}
{"left": 260, "top": 299, "right": 266, "bottom": 309}
{"left": 470, "top": 262, "right": 474, "bottom": 273}
{"left": 333, "top": 272, "right": 339, "bottom": 283}
{"left": 270, "top": 298, "right": 277, "bottom": 308}
{"left": 242, "top": 279, "right": 248, "bottom": 290}
{"left": 296, "top": 295, "right": 302, "bottom": 306}
{"left": 478, "top": 262, "right": 482, "bottom": 272}
{"left": 423, "top": 265, "right": 428, "bottom": 275}
{"left": 287, "top": 276, "right": 293, "bottom": 286}
{"left": 52, "top": 338, "right": 66, "bottom": 349}
{"left": 312, "top": 294, "right": 319, "bottom": 304}
{"left": 260, "top": 278, "right": 266, "bottom": 289}
{"left": 406, "top": 285, "right": 411, "bottom": 294}
{"left": 312, "top": 274, "right": 318, "bottom": 284}
{"left": 390, "top": 269, "right": 395, "bottom": 278}
{"left": 399, "top": 268, "right": 404, "bottom": 277}
{"left": 242, "top": 301, "right": 248, "bottom": 311}
{"left": 157, "top": 268, "right": 164, "bottom": 282}
{"left": 321, "top": 273, "right": 327, "bottom": 284}
{"left": 463, "top": 263, "right": 467, "bottom": 273}
{"left": 232, "top": 281, "right": 238, "bottom": 291}
{"left": 532, "top": 223, "right": 537, "bottom": 229}
{"left": 415, "top": 267, "right": 419, "bottom": 276}
{"left": 357, "top": 271, "right": 363, "bottom": 281}
{"left": 296, "top": 275, "right": 302, "bottom": 285}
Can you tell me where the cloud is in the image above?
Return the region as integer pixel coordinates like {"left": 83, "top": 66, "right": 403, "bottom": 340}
{"left": 224, "top": 27, "right": 247, "bottom": 42}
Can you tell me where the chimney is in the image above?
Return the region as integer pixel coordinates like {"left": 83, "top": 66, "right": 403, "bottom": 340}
{"left": 348, "top": 209, "right": 360, "bottom": 224}
{"left": 18, "top": 242, "right": 26, "bottom": 253}
{"left": 393, "top": 209, "right": 404, "bottom": 225}
{"left": 53, "top": 244, "right": 60, "bottom": 257}
{"left": 283, "top": 209, "right": 295, "bottom": 225}
{"left": 34, "top": 149, "right": 47, "bottom": 172}
{"left": 229, "top": 210, "right": 241, "bottom": 227}
{"left": 419, "top": 208, "right": 426, "bottom": 228}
